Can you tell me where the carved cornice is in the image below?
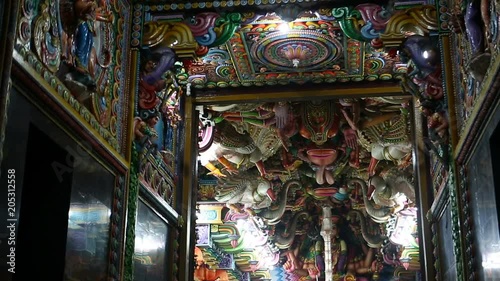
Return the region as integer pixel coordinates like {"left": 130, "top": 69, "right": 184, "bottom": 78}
{"left": 380, "top": 5, "right": 438, "bottom": 47}
{"left": 455, "top": 55, "right": 500, "bottom": 164}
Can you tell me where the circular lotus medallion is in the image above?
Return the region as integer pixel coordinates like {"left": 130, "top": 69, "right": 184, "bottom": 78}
{"left": 250, "top": 30, "right": 343, "bottom": 71}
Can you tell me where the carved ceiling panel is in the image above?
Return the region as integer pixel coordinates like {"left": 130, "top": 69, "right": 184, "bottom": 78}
{"left": 140, "top": 3, "right": 414, "bottom": 89}
{"left": 187, "top": 13, "right": 405, "bottom": 88}
{"left": 194, "top": 97, "right": 422, "bottom": 281}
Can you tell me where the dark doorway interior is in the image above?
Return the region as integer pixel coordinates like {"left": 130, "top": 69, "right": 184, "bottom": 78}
{"left": 14, "top": 123, "right": 73, "bottom": 280}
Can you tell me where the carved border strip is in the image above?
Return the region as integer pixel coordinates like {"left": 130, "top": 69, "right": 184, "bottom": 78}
{"left": 110, "top": 174, "right": 126, "bottom": 280}
{"left": 124, "top": 145, "right": 140, "bottom": 281}
{"left": 131, "top": 4, "right": 143, "bottom": 48}
{"left": 455, "top": 49, "right": 500, "bottom": 164}
{"left": 447, "top": 162, "right": 465, "bottom": 280}
{"left": 12, "top": 49, "right": 126, "bottom": 165}
{"left": 456, "top": 100, "right": 500, "bottom": 281}
{"left": 458, "top": 165, "right": 475, "bottom": 281}
{"left": 143, "top": 0, "right": 329, "bottom": 11}
{"left": 118, "top": 0, "right": 134, "bottom": 158}
{"left": 429, "top": 185, "right": 450, "bottom": 281}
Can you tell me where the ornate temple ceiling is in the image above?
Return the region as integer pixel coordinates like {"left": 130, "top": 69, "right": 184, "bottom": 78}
{"left": 136, "top": 1, "right": 441, "bottom": 280}
{"left": 134, "top": 0, "right": 360, "bottom": 8}
{"left": 194, "top": 96, "right": 420, "bottom": 281}
{"left": 188, "top": 11, "right": 404, "bottom": 88}
{"left": 139, "top": 0, "right": 411, "bottom": 89}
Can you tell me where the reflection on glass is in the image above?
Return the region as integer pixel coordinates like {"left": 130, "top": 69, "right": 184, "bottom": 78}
{"left": 64, "top": 155, "right": 114, "bottom": 281}
{"left": 134, "top": 200, "right": 169, "bottom": 281}
{"left": 467, "top": 120, "right": 500, "bottom": 280}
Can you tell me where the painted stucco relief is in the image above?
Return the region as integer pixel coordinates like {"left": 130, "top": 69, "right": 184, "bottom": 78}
{"left": 15, "top": 0, "right": 132, "bottom": 156}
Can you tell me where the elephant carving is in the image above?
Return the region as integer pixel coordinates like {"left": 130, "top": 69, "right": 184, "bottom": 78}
{"left": 368, "top": 172, "right": 415, "bottom": 214}
{"left": 198, "top": 119, "right": 267, "bottom": 178}
{"left": 348, "top": 178, "right": 392, "bottom": 223}
{"left": 347, "top": 209, "right": 386, "bottom": 248}
{"left": 272, "top": 211, "right": 310, "bottom": 249}
{"left": 371, "top": 168, "right": 415, "bottom": 206}
{"left": 257, "top": 180, "right": 301, "bottom": 225}
{"left": 215, "top": 176, "right": 276, "bottom": 209}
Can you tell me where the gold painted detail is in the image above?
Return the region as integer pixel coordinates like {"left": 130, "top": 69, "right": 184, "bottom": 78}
{"left": 358, "top": 113, "right": 410, "bottom": 150}
{"left": 142, "top": 21, "right": 198, "bottom": 59}
{"left": 146, "top": 0, "right": 326, "bottom": 11}
{"left": 380, "top": 5, "right": 438, "bottom": 47}
{"left": 33, "top": 0, "right": 61, "bottom": 73}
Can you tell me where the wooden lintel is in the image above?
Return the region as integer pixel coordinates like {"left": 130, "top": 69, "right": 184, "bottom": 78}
{"left": 193, "top": 81, "right": 404, "bottom": 104}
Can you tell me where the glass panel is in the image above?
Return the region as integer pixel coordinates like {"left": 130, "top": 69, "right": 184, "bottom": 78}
{"left": 467, "top": 112, "right": 500, "bottom": 280}
{"left": 63, "top": 151, "right": 114, "bottom": 281}
{"left": 134, "top": 200, "right": 169, "bottom": 281}
{"left": 0, "top": 89, "right": 116, "bottom": 280}
{"left": 437, "top": 203, "right": 457, "bottom": 280}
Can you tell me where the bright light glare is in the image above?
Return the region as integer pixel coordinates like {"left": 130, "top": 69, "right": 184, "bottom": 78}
{"left": 483, "top": 252, "right": 500, "bottom": 269}
{"left": 278, "top": 23, "right": 290, "bottom": 32}
{"left": 235, "top": 219, "right": 247, "bottom": 232}
{"left": 135, "top": 237, "right": 164, "bottom": 252}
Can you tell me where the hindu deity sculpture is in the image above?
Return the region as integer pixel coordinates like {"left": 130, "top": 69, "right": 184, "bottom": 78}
{"left": 321, "top": 206, "right": 383, "bottom": 281}
{"left": 138, "top": 49, "right": 177, "bottom": 109}
{"left": 326, "top": 215, "right": 349, "bottom": 276}
{"left": 462, "top": 0, "right": 493, "bottom": 81}
{"left": 132, "top": 52, "right": 183, "bottom": 183}
{"left": 134, "top": 112, "right": 160, "bottom": 147}
{"left": 198, "top": 119, "right": 267, "bottom": 178}
{"left": 400, "top": 35, "right": 443, "bottom": 101}
{"left": 282, "top": 230, "right": 324, "bottom": 279}
{"left": 426, "top": 110, "right": 449, "bottom": 141}
{"left": 340, "top": 100, "right": 412, "bottom": 176}
{"left": 138, "top": 57, "right": 163, "bottom": 111}
{"left": 213, "top": 102, "right": 299, "bottom": 150}
{"left": 214, "top": 102, "right": 288, "bottom": 129}
{"left": 287, "top": 100, "right": 359, "bottom": 185}
{"left": 298, "top": 100, "right": 341, "bottom": 146}
{"left": 60, "top": 0, "right": 113, "bottom": 94}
